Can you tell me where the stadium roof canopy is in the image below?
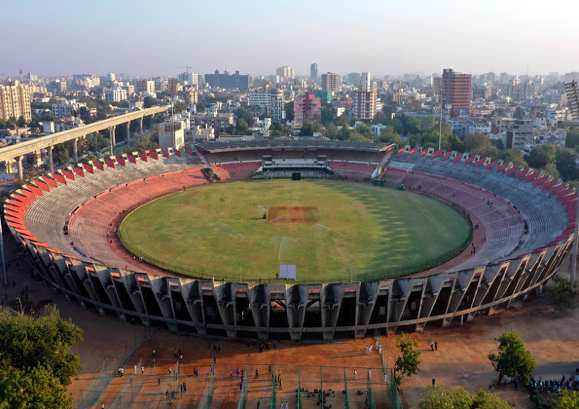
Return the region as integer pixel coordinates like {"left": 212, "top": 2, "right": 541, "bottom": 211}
{"left": 194, "top": 138, "right": 395, "bottom": 153}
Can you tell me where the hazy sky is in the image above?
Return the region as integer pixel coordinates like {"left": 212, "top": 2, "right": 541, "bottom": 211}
{"left": 2, "top": 0, "right": 578, "bottom": 78}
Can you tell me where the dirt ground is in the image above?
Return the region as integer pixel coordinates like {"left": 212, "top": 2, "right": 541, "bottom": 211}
{"left": 3, "top": 230, "right": 579, "bottom": 409}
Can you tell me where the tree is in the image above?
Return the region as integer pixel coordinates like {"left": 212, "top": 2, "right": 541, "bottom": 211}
{"left": 407, "top": 97, "right": 422, "bottom": 112}
{"left": 17, "top": 116, "right": 26, "bottom": 128}
{"left": 527, "top": 144, "right": 556, "bottom": 169}
{"left": 0, "top": 305, "right": 83, "bottom": 409}
{"left": 513, "top": 106, "right": 525, "bottom": 120}
{"left": 144, "top": 96, "right": 158, "bottom": 108}
{"left": 419, "top": 385, "right": 512, "bottom": 409}
{"left": 299, "top": 122, "right": 324, "bottom": 136}
{"left": 500, "top": 149, "right": 528, "bottom": 168}
{"left": 394, "top": 333, "right": 421, "bottom": 378}
{"left": 544, "top": 162, "right": 560, "bottom": 179}
{"left": 493, "top": 108, "right": 507, "bottom": 117}
{"left": 236, "top": 118, "right": 251, "bottom": 135}
{"left": 556, "top": 147, "right": 578, "bottom": 181}
{"left": 321, "top": 106, "right": 334, "bottom": 127}
{"left": 488, "top": 329, "right": 537, "bottom": 384}
{"left": 559, "top": 391, "right": 579, "bottom": 409}
{"left": 464, "top": 132, "right": 499, "bottom": 158}
{"left": 284, "top": 102, "right": 294, "bottom": 122}
{"left": 547, "top": 275, "right": 578, "bottom": 312}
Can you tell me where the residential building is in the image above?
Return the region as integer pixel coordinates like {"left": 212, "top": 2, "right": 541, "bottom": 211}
{"left": 506, "top": 119, "right": 534, "bottom": 150}
{"left": 442, "top": 68, "right": 472, "bottom": 117}
{"left": 321, "top": 73, "right": 340, "bottom": 93}
{"left": 270, "top": 88, "right": 285, "bottom": 122}
{"left": 167, "top": 78, "right": 182, "bottom": 95}
{"left": 205, "top": 69, "right": 250, "bottom": 90}
{"left": 0, "top": 81, "right": 32, "bottom": 122}
{"left": 104, "top": 84, "right": 127, "bottom": 102}
{"left": 249, "top": 87, "right": 272, "bottom": 111}
{"left": 352, "top": 72, "right": 377, "bottom": 121}
{"left": 492, "top": 117, "right": 516, "bottom": 133}
{"left": 294, "top": 92, "right": 321, "bottom": 129}
{"left": 136, "top": 80, "right": 155, "bottom": 94}
{"left": 276, "top": 66, "right": 296, "bottom": 80}
{"left": 51, "top": 100, "right": 85, "bottom": 119}
{"left": 310, "top": 63, "right": 318, "bottom": 81}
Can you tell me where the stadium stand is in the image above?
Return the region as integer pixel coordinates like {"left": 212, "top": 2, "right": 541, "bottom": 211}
{"left": 5, "top": 141, "right": 575, "bottom": 340}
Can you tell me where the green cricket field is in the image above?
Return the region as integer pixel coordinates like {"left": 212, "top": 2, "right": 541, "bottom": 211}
{"left": 118, "top": 179, "right": 471, "bottom": 282}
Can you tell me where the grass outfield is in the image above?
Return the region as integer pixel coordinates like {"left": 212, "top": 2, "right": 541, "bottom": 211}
{"left": 119, "top": 179, "right": 471, "bottom": 282}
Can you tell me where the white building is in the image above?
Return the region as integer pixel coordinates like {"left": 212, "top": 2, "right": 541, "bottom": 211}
{"left": 158, "top": 120, "right": 185, "bottom": 150}
{"left": 51, "top": 100, "right": 85, "bottom": 119}
{"left": 104, "top": 84, "right": 127, "bottom": 102}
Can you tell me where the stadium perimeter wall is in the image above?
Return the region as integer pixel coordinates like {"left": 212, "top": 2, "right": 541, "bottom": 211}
{"left": 3, "top": 145, "right": 576, "bottom": 341}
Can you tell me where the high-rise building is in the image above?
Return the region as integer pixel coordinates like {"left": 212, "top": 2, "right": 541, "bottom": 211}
{"left": 167, "top": 78, "right": 182, "bottom": 95}
{"left": 310, "top": 63, "right": 318, "bottom": 81}
{"left": 0, "top": 80, "right": 32, "bottom": 122}
{"left": 205, "top": 69, "right": 249, "bottom": 90}
{"left": 293, "top": 92, "right": 321, "bottom": 129}
{"left": 136, "top": 80, "right": 155, "bottom": 94}
{"left": 276, "top": 66, "right": 296, "bottom": 80}
{"left": 442, "top": 68, "right": 472, "bottom": 117}
{"left": 271, "top": 88, "right": 285, "bottom": 122}
{"left": 321, "top": 72, "right": 340, "bottom": 93}
{"left": 352, "top": 72, "right": 377, "bottom": 122}
{"left": 347, "top": 72, "right": 361, "bottom": 85}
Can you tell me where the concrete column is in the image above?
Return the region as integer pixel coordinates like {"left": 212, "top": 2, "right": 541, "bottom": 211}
{"left": 73, "top": 138, "right": 79, "bottom": 163}
{"left": 16, "top": 156, "right": 23, "bottom": 181}
{"left": 126, "top": 122, "right": 131, "bottom": 145}
{"left": 139, "top": 117, "right": 143, "bottom": 133}
{"left": 48, "top": 146, "right": 54, "bottom": 173}
{"left": 109, "top": 126, "right": 116, "bottom": 155}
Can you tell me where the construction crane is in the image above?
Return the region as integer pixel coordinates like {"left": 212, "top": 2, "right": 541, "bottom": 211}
{"left": 173, "top": 65, "right": 192, "bottom": 74}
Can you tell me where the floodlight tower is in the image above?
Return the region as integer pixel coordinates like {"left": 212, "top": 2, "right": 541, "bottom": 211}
{"left": 565, "top": 79, "right": 579, "bottom": 286}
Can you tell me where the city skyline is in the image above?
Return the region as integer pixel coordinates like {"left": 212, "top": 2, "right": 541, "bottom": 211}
{"left": 1, "top": 0, "right": 578, "bottom": 78}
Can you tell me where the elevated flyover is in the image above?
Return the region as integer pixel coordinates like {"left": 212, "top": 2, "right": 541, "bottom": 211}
{"left": 1, "top": 105, "right": 169, "bottom": 177}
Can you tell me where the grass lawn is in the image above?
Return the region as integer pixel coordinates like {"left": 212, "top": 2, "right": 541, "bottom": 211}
{"left": 119, "top": 179, "right": 471, "bottom": 282}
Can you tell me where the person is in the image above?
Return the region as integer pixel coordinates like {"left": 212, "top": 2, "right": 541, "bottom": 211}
{"left": 257, "top": 401, "right": 260, "bottom": 409}
{"left": 256, "top": 368, "right": 259, "bottom": 379}
{"left": 180, "top": 354, "right": 183, "bottom": 364}
{"left": 435, "top": 341, "right": 438, "bottom": 351}
{"left": 430, "top": 341, "right": 434, "bottom": 352}
{"left": 368, "top": 369, "right": 371, "bottom": 378}
{"left": 354, "top": 370, "right": 357, "bottom": 379}
{"left": 134, "top": 364, "right": 137, "bottom": 374}
{"left": 169, "top": 366, "right": 172, "bottom": 375}
{"left": 101, "top": 403, "right": 105, "bottom": 409}
{"left": 285, "top": 402, "right": 288, "bottom": 409}
{"left": 432, "top": 378, "right": 435, "bottom": 387}
{"left": 237, "top": 367, "right": 240, "bottom": 377}
{"left": 174, "top": 349, "right": 178, "bottom": 358}
{"left": 158, "top": 378, "right": 161, "bottom": 386}
{"left": 141, "top": 365, "right": 144, "bottom": 375}
{"left": 269, "top": 365, "right": 272, "bottom": 374}
{"left": 153, "top": 349, "right": 156, "bottom": 358}
{"left": 280, "top": 402, "right": 283, "bottom": 409}
{"left": 378, "top": 344, "right": 382, "bottom": 354}
{"left": 213, "top": 356, "right": 216, "bottom": 365}
{"left": 183, "top": 382, "right": 187, "bottom": 393}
